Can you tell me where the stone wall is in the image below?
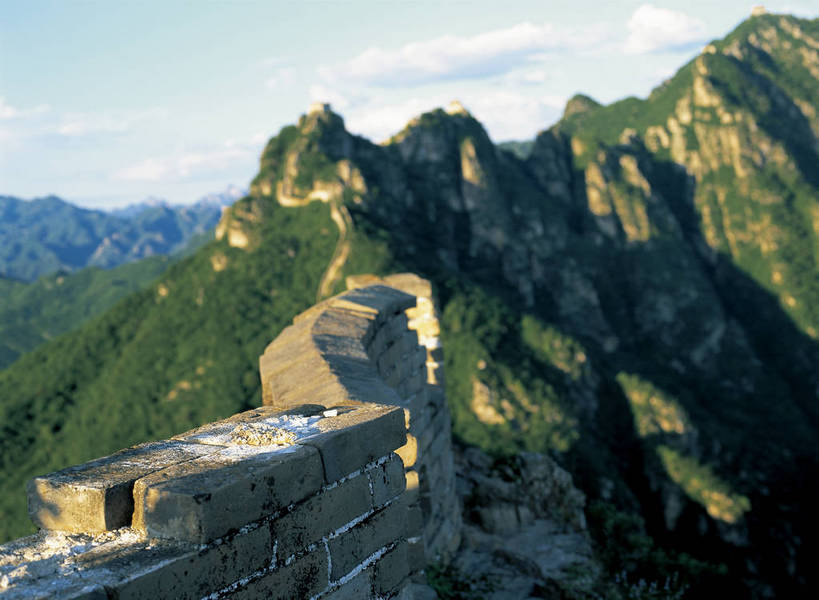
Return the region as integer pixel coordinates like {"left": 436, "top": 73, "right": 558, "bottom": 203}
{"left": 0, "top": 279, "right": 459, "bottom": 599}
{"left": 345, "top": 274, "right": 461, "bottom": 562}
{"left": 260, "top": 276, "right": 461, "bottom": 565}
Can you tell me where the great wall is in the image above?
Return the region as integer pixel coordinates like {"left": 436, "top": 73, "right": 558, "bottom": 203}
{"left": 0, "top": 275, "right": 460, "bottom": 599}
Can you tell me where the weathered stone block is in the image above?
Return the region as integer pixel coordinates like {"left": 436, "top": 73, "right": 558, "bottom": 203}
{"left": 328, "top": 501, "right": 406, "bottom": 580}
{"left": 261, "top": 350, "right": 331, "bottom": 387}
{"left": 413, "top": 345, "right": 427, "bottom": 369}
{"left": 300, "top": 404, "right": 405, "bottom": 482}
{"left": 407, "top": 389, "right": 434, "bottom": 428}
{"left": 404, "top": 502, "right": 425, "bottom": 538}
{"left": 66, "top": 587, "right": 107, "bottom": 600}
{"left": 173, "top": 405, "right": 322, "bottom": 446}
{"left": 330, "top": 285, "right": 415, "bottom": 321}
{"left": 397, "top": 582, "right": 440, "bottom": 600}
{"left": 372, "top": 540, "right": 410, "bottom": 596}
{"left": 370, "top": 453, "right": 406, "bottom": 507}
{"left": 259, "top": 325, "right": 316, "bottom": 371}
{"left": 419, "top": 410, "right": 451, "bottom": 456}
{"left": 385, "top": 364, "right": 403, "bottom": 389}
{"left": 112, "top": 525, "right": 272, "bottom": 600}
{"left": 377, "top": 333, "right": 415, "bottom": 377}
{"left": 262, "top": 358, "right": 339, "bottom": 402}
{"left": 270, "top": 472, "right": 371, "bottom": 560}
{"left": 404, "top": 368, "right": 427, "bottom": 398}
{"left": 231, "top": 546, "right": 328, "bottom": 600}
{"left": 270, "top": 377, "right": 344, "bottom": 412}
{"left": 292, "top": 382, "right": 360, "bottom": 410}
{"left": 133, "top": 444, "right": 323, "bottom": 543}
{"left": 386, "top": 313, "right": 411, "bottom": 338}
{"left": 383, "top": 273, "right": 432, "bottom": 300}
{"left": 333, "top": 372, "right": 404, "bottom": 407}
{"left": 407, "top": 407, "right": 433, "bottom": 440}
{"left": 291, "top": 300, "right": 331, "bottom": 325}
{"left": 407, "top": 538, "right": 426, "bottom": 573}
{"left": 13, "top": 584, "right": 109, "bottom": 600}
{"left": 322, "top": 570, "right": 373, "bottom": 599}
{"left": 367, "top": 317, "right": 390, "bottom": 347}
{"left": 426, "top": 385, "right": 447, "bottom": 411}
{"left": 27, "top": 440, "right": 217, "bottom": 533}
{"left": 311, "top": 307, "right": 376, "bottom": 346}
{"left": 319, "top": 351, "right": 380, "bottom": 381}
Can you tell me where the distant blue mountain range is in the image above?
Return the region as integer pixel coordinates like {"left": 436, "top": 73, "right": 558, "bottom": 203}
{"left": 0, "top": 186, "right": 244, "bottom": 281}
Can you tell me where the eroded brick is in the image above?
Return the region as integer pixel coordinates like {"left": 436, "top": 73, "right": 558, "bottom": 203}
{"left": 133, "top": 445, "right": 322, "bottom": 543}
{"left": 27, "top": 440, "right": 218, "bottom": 534}
{"left": 328, "top": 501, "right": 405, "bottom": 580}
{"left": 270, "top": 473, "right": 371, "bottom": 560}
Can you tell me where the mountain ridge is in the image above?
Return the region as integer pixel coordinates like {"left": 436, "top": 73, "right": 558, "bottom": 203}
{"left": 0, "top": 188, "right": 241, "bottom": 281}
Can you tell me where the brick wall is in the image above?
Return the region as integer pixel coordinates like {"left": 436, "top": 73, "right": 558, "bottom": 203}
{"left": 0, "top": 279, "right": 459, "bottom": 599}
{"left": 262, "top": 275, "right": 462, "bottom": 564}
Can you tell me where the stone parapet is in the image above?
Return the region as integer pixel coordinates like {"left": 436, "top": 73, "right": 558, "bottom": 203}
{"left": 2, "top": 278, "right": 457, "bottom": 598}
{"left": 342, "top": 275, "right": 462, "bottom": 562}
{"left": 3, "top": 403, "right": 409, "bottom": 599}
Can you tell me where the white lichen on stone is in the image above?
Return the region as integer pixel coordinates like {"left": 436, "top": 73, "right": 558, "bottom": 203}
{"left": 232, "top": 423, "right": 297, "bottom": 446}
{"left": 230, "top": 414, "right": 323, "bottom": 447}
{"left": 0, "top": 528, "right": 148, "bottom": 594}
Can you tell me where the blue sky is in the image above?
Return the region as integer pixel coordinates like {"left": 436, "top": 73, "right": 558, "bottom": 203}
{"left": 1, "top": 1, "right": 815, "bottom": 208}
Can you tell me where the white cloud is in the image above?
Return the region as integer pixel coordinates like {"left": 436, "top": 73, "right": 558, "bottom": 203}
{"left": 503, "top": 67, "right": 552, "bottom": 86}
{"left": 113, "top": 135, "right": 262, "bottom": 182}
{"left": 307, "top": 83, "right": 357, "bottom": 110}
{"left": 462, "top": 91, "right": 565, "bottom": 140}
{"left": 320, "top": 21, "right": 610, "bottom": 86}
{"left": 0, "top": 98, "right": 49, "bottom": 120}
{"left": 625, "top": 4, "right": 707, "bottom": 54}
{"left": 115, "top": 149, "right": 246, "bottom": 181}
{"left": 344, "top": 97, "right": 444, "bottom": 142}
{"left": 342, "top": 91, "right": 565, "bottom": 143}
{"left": 56, "top": 108, "right": 167, "bottom": 136}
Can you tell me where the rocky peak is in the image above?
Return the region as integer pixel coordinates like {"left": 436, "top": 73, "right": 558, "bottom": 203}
{"left": 307, "top": 101, "right": 331, "bottom": 115}
{"left": 249, "top": 103, "right": 359, "bottom": 204}
{"left": 445, "top": 99, "right": 471, "bottom": 117}
{"left": 562, "top": 94, "right": 601, "bottom": 120}
{"left": 388, "top": 105, "right": 495, "bottom": 171}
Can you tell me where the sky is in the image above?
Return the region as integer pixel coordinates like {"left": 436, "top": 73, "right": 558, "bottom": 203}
{"left": 1, "top": 0, "right": 816, "bottom": 208}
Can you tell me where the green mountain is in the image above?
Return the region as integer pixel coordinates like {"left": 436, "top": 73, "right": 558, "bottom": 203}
{"left": 0, "top": 257, "right": 172, "bottom": 369}
{"left": 1, "top": 12, "right": 817, "bottom": 598}
{"left": 0, "top": 194, "right": 232, "bottom": 281}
